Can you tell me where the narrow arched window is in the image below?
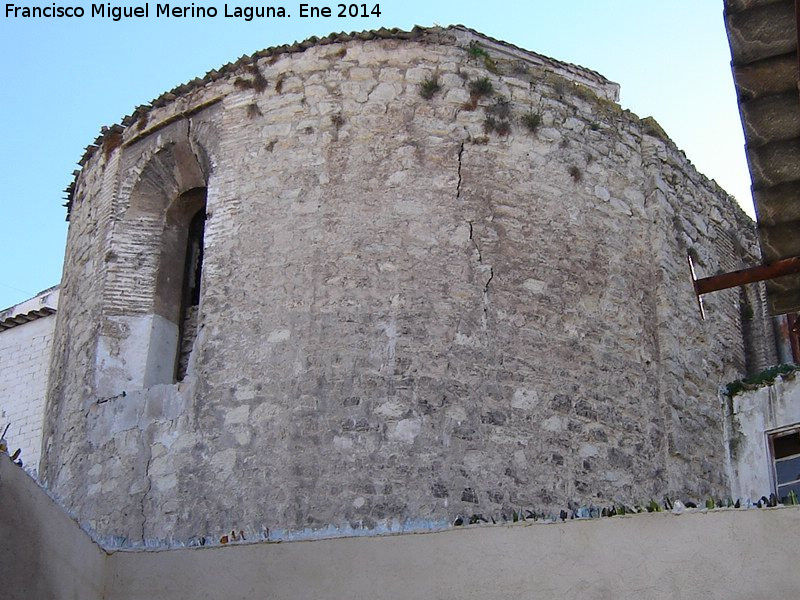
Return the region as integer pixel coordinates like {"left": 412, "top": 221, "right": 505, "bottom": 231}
{"left": 93, "top": 136, "right": 213, "bottom": 398}
{"left": 176, "top": 203, "right": 206, "bottom": 381}
{"left": 151, "top": 186, "right": 207, "bottom": 384}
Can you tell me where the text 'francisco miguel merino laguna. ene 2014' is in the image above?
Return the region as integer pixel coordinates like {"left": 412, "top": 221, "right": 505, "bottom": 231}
{"left": 4, "top": 3, "right": 383, "bottom": 21}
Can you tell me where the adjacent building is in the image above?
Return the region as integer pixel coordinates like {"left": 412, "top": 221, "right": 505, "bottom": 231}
{"left": 0, "top": 286, "right": 59, "bottom": 477}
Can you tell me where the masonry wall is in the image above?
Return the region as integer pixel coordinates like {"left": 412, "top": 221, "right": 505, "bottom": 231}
{"left": 42, "top": 29, "right": 771, "bottom": 547}
{"left": 0, "top": 314, "right": 56, "bottom": 475}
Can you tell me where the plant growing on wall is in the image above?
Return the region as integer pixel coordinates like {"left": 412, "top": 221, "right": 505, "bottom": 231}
{"left": 483, "top": 96, "right": 512, "bottom": 136}
{"left": 521, "top": 111, "right": 542, "bottom": 133}
{"left": 234, "top": 63, "right": 268, "bottom": 93}
{"left": 725, "top": 364, "right": 799, "bottom": 398}
{"left": 467, "top": 41, "right": 489, "bottom": 60}
{"left": 467, "top": 41, "right": 499, "bottom": 73}
{"left": 102, "top": 131, "right": 123, "bottom": 160}
{"left": 419, "top": 76, "right": 442, "bottom": 100}
{"left": 469, "top": 77, "right": 493, "bottom": 99}
{"left": 464, "top": 77, "right": 495, "bottom": 111}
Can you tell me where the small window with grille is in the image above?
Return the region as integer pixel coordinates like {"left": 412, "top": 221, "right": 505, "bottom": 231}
{"left": 770, "top": 427, "right": 800, "bottom": 502}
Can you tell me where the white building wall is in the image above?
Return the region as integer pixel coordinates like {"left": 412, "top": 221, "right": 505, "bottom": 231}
{"left": 0, "top": 288, "right": 59, "bottom": 477}
{"left": 724, "top": 373, "right": 800, "bottom": 500}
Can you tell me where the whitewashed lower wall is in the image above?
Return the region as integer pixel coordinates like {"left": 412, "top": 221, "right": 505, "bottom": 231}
{"left": 0, "top": 313, "right": 56, "bottom": 475}
{"left": 3, "top": 454, "right": 798, "bottom": 600}
{"left": 724, "top": 373, "right": 800, "bottom": 500}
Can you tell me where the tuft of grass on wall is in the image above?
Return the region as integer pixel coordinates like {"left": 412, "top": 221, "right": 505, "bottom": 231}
{"left": 521, "top": 111, "right": 541, "bottom": 133}
{"left": 467, "top": 41, "right": 489, "bottom": 60}
{"left": 483, "top": 116, "right": 511, "bottom": 137}
{"left": 249, "top": 64, "right": 268, "bottom": 93}
{"left": 234, "top": 64, "right": 269, "bottom": 93}
{"left": 135, "top": 110, "right": 149, "bottom": 131}
{"left": 486, "top": 97, "right": 511, "bottom": 120}
{"left": 234, "top": 77, "right": 253, "bottom": 90}
{"left": 469, "top": 77, "right": 493, "bottom": 99}
{"left": 102, "top": 131, "right": 123, "bottom": 160}
{"left": 483, "top": 56, "right": 499, "bottom": 74}
{"left": 419, "top": 76, "right": 442, "bottom": 100}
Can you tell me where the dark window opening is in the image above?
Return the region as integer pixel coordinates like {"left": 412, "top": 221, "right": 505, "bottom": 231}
{"left": 786, "top": 312, "right": 800, "bottom": 363}
{"left": 175, "top": 193, "right": 206, "bottom": 381}
{"left": 770, "top": 428, "right": 800, "bottom": 502}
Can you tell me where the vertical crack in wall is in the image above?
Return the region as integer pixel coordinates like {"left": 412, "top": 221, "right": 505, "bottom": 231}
{"left": 140, "top": 442, "right": 154, "bottom": 543}
{"left": 468, "top": 220, "right": 481, "bottom": 262}
{"left": 468, "top": 220, "right": 493, "bottom": 329}
{"left": 187, "top": 117, "right": 203, "bottom": 169}
{"left": 482, "top": 267, "right": 494, "bottom": 329}
{"left": 456, "top": 142, "right": 465, "bottom": 199}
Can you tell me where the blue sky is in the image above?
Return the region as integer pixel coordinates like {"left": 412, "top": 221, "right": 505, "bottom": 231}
{"left": 0, "top": 1, "right": 747, "bottom": 309}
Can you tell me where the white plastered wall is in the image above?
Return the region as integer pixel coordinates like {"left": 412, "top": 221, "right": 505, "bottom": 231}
{"left": 724, "top": 374, "right": 800, "bottom": 500}
{"left": 95, "top": 314, "right": 179, "bottom": 398}
{"left": 0, "top": 290, "right": 59, "bottom": 476}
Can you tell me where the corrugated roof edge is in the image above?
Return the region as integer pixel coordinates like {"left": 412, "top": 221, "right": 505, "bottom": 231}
{"left": 62, "top": 24, "right": 616, "bottom": 218}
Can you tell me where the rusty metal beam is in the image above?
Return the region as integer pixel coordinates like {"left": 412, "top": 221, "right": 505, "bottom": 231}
{"left": 693, "top": 256, "right": 800, "bottom": 295}
{"left": 689, "top": 255, "right": 800, "bottom": 320}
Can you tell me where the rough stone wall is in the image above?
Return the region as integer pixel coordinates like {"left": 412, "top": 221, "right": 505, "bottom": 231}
{"left": 42, "top": 30, "right": 772, "bottom": 546}
{"left": 640, "top": 132, "right": 772, "bottom": 497}
{"left": 0, "top": 314, "right": 56, "bottom": 475}
{"left": 42, "top": 134, "right": 119, "bottom": 499}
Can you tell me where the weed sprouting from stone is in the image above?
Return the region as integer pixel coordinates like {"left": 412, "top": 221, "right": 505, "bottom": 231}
{"left": 495, "top": 120, "right": 511, "bottom": 136}
{"left": 521, "top": 111, "right": 541, "bottom": 133}
{"left": 725, "top": 364, "right": 799, "bottom": 398}
{"left": 135, "top": 110, "right": 149, "bottom": 131}
{"left": 249, "top": 64, "right": 268, "bottom": 93}
{"left": 469, "top": 77, "right": 493, "bottom": 99}
{"left": 484, "top": 116, "right": 510, "bottom": 137}
{"left": 235, "top": 64, "right": 268, "bottom": 93}
{"left": 467, "top": 41, "right": 489, "bottom": 60}
{"left": 486, "top": 97, "right": 511, "bottom": 120}
{"left": 102, "top": 131, "right": 123, "bottom": 160}
{"left": 419, "top": 76, "right": 441, "bottom": 100}
{"left": 483, "top": 56, "right": 499, "bottom": 74}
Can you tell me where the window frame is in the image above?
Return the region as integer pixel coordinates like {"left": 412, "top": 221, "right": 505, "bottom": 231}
{"left": 767, "top": 423, "right": 800, "bottom": 500}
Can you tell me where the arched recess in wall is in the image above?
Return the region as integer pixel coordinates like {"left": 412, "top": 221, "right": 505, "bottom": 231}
{"left": 158, "top": 187, "right": 207, "bottom": 382}
{"left": 96, "top": 128, "right": 213, "bottom": 396}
